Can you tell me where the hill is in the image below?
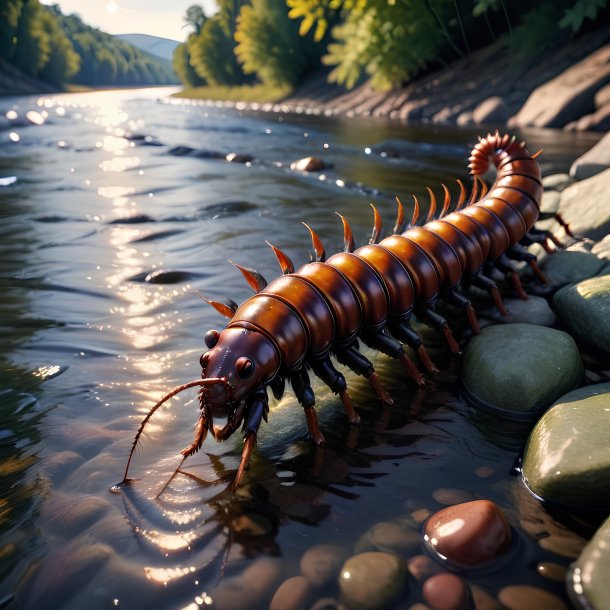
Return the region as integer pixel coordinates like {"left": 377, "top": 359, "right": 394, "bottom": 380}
{"left": 115, "top": 34, "right": 179, "bottom": 62}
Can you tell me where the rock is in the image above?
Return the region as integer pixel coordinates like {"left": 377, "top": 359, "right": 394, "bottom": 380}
{"left": 300, "top": 544, "right": 348, "bottom": 587}
{"left": 595, "top": 83, "right": 610, "bottom": 109}
{"left": 270, "top": 576, "right": 313, "bottom": 610}
{"left": 536, "top": 562, "right": 567, "bottom": 583}
{"left": 368, "top": 521, "right": 421, "bottom": 554}
{"left": 509, "top": 43, "right": 610, "bottom": 129}
{"left": 522, "top": 382, "right": 610, "bottom": 509}
{"left": 226, "top": 152, "right": 253, "bottom": 163}
{"left": 461, "top": 324, "right": 583, "bottom": 418}
{"left": 339, "top": 552, "right": 407, "bottom": 610}
{"left": 570, "top": 129, "right": 610, "bottom": 180}
{"left": 592, "top": 234, "right": 610, "bottom": 261}
{"left": 538, "top": 534, "right": 586, "bottom": 559}
{"left": 498, "top": 585, "right": 568, "bottom": 610}
{"left": 472, "top": 97, "right": 510, "bottom": 124}
{"left": 568, "top": 104, "right": 610, "bottom": 133}
{"left": 569, "top": 516, "right": 610, "bottom": 610}
{"left": 554, "top": 274, "right": 610, "bottom": 354}
{"left": 432, "top": 488, "right": 475, "bottom": 506}
{"left": 540, "top": 250, "right": 605, "bottom": 285}
{"left": 290, "top": 156, "right": 328, "bottom": 172}
{"left": 423, "top": 500, "right": 512, "bottom": 570}
{"left": 470, "top": 586, "right": 507, "bottom": 610}
{"left": 423, "top": 573, "right": 474, "bottom": 610}
{"left": 167, "top": 145, "right": 194, "bottom": 156}
{"left": 407, "top": 555, "right": 445, "bottom": 583}
{"left": 482, "top": 296, "right": 556, "bottom": 327}
{"left": 540, "top": 190, "right": 561, "bottom": 214}
{"left": 542, "top": 174, "right": 572, "bottom": 192}
{"left": 456, "top": 111, "right": 474, "bottom": 127}
{"left": 144, "top": 269, "right": 192, "bottom": 284}
{"left": 557, "top": 168, "right": 610, "bottom": 240}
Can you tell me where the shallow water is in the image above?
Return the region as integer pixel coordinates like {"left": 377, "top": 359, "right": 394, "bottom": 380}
{"left": 0, "top": 87, "right": 603, "bottom": 609}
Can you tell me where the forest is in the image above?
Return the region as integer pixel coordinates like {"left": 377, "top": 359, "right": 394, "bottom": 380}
{"left": 0, "top": 0, "right": 178, "bottom": 88}
{"left": 173, "top": 0, "right": 610, "bottom": 94}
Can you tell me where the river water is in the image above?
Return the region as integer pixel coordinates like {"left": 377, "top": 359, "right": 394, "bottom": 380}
{"left": 0, "top": 87, "right": 602, "bottom": 610}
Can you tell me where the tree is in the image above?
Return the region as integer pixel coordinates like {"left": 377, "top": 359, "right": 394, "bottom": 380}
{"left": 172, "top": 40, "right": 205, "bottom": 87}
{"left": 37, "top": 8, "right": 79, "bottom": 86}
{"left": 0, "top": 0, "right": 23, "bottom": 61}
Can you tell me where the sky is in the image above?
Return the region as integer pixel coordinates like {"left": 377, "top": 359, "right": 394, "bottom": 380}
{"left": 41, "top": 0, "right": 218, "bottom": 42}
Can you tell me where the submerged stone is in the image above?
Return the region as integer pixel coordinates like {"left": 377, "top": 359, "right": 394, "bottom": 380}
{"left": 423, "top": 573, "right": 474, "bottom": 610}
{"left": 522, "top": 382, "right": 610, "bottom": 509}
{"left": 554, "top": 274, "right": 610, "bottom": 355}
{"left": 461, "top": 324, "right": 583, "bottom": 418}
{"left": 423, "top": 500, "right": 512, "bottom": 570}
{"left": 569, "top": 516, "right": 610, "bottom": 610}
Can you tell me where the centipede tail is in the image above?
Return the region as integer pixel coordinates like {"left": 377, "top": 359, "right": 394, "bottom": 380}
{"left": 122, "top": 132, "right": 556, "bottom": 490}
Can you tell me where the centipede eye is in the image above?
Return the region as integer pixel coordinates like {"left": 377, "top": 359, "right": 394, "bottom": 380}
{"left": 204, "top": 329, "right": 220, "bottom": 348}
{"left": 236, "top": 357, "right": 254, "bottom": 379}
{"left": 199, "top": 352, "right": 210, "bottom": 369}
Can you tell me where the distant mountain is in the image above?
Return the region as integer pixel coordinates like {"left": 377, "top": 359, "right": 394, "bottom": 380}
{"left": 115, "top": 34, "right": 180, "bottom": 62}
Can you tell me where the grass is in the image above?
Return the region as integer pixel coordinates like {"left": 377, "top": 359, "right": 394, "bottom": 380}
{"left": 172, "top": 83, "right": 293, "bottom": 104}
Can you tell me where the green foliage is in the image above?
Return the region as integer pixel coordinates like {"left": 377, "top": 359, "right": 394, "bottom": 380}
{"left": 0, "top": 0, "right": 23, "bottom": 61}
{"left": 37, "top": 8, "right": 79, "bottom": 86}
{"left": 235, "top": 0, "right": 324, "bottom": 87}
{"left": 472, "top": 0, "right": 501, "bottom": 17}
{"left": 559, "top": 0, "right": 608, "bottom": 32}
{"left": 172, "top": 40, "right": 205, "bottom": 88}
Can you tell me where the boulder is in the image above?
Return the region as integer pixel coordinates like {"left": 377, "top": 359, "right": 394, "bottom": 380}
{"left": 555, "top": 167, "right": 610, "bottom": 240}
{"left": 554, "top": 274, "right": 610, "bottom": 354}
{"left": 481, "top": 296, "right": 556, "bottom": 327}
{"left": 570, "top": 130, "right": 610, "bottom": 180}
{"left": 522, "top": 383, "right": 610, "bottom": 509}
{"left": 569, "top": 516, "right": 610, "bottom": 610}
{"left": 509, "top": 44, "right": 610, "bottom": 128}
{"left": 461, "top": 324, "right": 583, "bottom": 418}
{"left": 472, "top": 96, "right": 510, "bottom": 124}
{"left": 540, "top": 250, "right": 605, "bottom": 286}
{"left": 542, "top": 173, "right": 572, "bottom": 192}
{"left": 591, "top": 234, "right": 610, "bottom": 261}
{"left": 595, "top": 83, "right": 610, "bottom": 108}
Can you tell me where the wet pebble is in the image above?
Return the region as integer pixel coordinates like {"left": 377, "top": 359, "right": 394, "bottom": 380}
{"left": 300, "top": 544, "right": 348, "bottom": 587}
{"left": 290, "top": 156, "right": 328, "bottom": 172}
{"left": 407, "top": 555, "right": 445, "bottom": 583}
{"left": 369, "top": 521, "right": 421, "bottom": 554}
{"left": 538, "top": 534, "right": 586, "bottom": 559}
{"left": 432, "top": 488, "right": 474, "bottom": 506}
{"left": 144, "top": 269, "right": 192, "bottom": 284}
{"left": 226, "top": 152, "right": 253, "bottom": 163}
{"left": 424, "top": 500, "right": 512, "bottom": 569}
{"left": 409, "top": 605, "right": 432, "bottom": 610}
{"left": 536, "top": 562, "right": 567, "bottom": 582}
{"left": 423, "top": 573, "right": 474, "bottom": 610}
{"left": 474, "top": 466, "right": 495, "bottom": 479}
{"left": 412, "top": 508, "right": 432, "bottom": 523}
{"left": 339, "top": 552, "right": 407, "bottom": 610}
{"left": 308, "top": 599, "right": 341, "bottom": 610}
{"left": 270, "top": 576, "right": 313, "bottom": 610}
{"left": 470, "top": 585, "right": 506, "bottom": 610}
{"left": 498, "top": 585, "right": 568, "bottom": 610}
{"left": 485, "top": 296, "right": 556, "bottom": 327}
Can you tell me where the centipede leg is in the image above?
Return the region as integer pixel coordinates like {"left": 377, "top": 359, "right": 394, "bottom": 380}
{"left": 290, "top": 369, "right": 325, "bottom": 445}
{"left": 310, "top": 356, "right": 362, "bottom": 422}
{"left": 361, "top": 330, "right": 425, "bottom": 387}
{"left": 442, "top": 289, "right": 480, "bottom": 334}
{"left": 389, "top": 321, "right": 440, "bottom": 374}
{"left": 521, "top": 229, "right": 556, "bottom": 254}
{"left": 495, "top": 255, "right": 527, "bottom": 300}
{"left": 506, "top": 244, "right": 548, "bottom": 284}
{"left": 468, "top": 272, "right": 508, "bottom": 315}
{"left": 334, "top": 345, "right": 391, "bottom": 408}
{"left": 416, "top": 306, "right": 462, "bottom": 355}
{"left": 554, "top": 213, "right": 574, "bottom": 238}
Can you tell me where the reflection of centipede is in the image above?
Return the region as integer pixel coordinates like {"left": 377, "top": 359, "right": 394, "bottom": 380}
{"left": 118, "top": 131, "right": 570, "bottom": 491}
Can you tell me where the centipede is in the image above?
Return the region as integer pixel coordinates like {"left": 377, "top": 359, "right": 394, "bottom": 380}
{"left": 117, "top": 131, "right": 572, "bottom": 491}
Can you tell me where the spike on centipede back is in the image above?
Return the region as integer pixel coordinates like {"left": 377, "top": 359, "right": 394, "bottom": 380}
{"left": 115, "top": 131, "right": 569, "bottom": 492}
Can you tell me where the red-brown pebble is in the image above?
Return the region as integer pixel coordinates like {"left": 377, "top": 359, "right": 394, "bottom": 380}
{"left": 423, "top": 573, "right": 474, "bottom": 610}
{"left": 498, "top": 585, "right": 568, "bottom": 610}
{"left": 536, "top": 562, "right": 567, "bottom": 582}
{"left": 407, "top": 555, "right": 445, "bottom": 583}
{"left": 424, "top": 500, "right": 512, "bottom": 569}
{"left": 474, "top": 466, "right": 495, "bottom": 479}
{"left": 269, "top": 576, "right": 312, "bottom": 610}
{"left": 432, "top": 488, "right": 474, "bottom": 505}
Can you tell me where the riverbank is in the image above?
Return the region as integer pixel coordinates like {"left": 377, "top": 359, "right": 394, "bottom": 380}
{"left": 175, "top": 28, "right": 610, "bottom": 134}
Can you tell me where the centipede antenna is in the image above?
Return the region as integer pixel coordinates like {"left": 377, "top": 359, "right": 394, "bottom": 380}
{"left": 120, "top": 378, "right": 221, "bottom": 485}
{"left": 440, "top": 184, "right": 451, "bottom": 218}
{"left": 393, "top": 196, "right": 406, "bottom": 234}
{"left": 229, "top": 260, "right": 268, "bottom": 292}
{"left": 455, "top": 179, "right": 467, "bottom": 210}
{"left": 198, "top": 292, "right": 237, "bottom": 318}
{"left": 369, "top": 203, "right": 382, "bottom": 244}
{"left": 426, "top": 187, "right": 437, "bottom": 223}
{"left": 266, "top": 241, "right": 295, "bottom": 274}
{"left": 467, "top": 176, "right": 480, "bottom": 206}
{"left": 302, "top": 222, "right": 326, "bottom": 262}
{"left": 335, "top": 212, "right": 356, "bottom": 252}
{"left": 410, "top": 194, "right": 420, "bottom": 226}
{"left": 532, "top": 149, "right": 543, "bottom": 159}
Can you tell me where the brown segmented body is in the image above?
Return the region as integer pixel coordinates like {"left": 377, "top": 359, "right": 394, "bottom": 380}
{"left": 120, "top": 132, "right": 557, "bottom": 491}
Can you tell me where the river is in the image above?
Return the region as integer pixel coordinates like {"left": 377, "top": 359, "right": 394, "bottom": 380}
{"left": 0, "top": 87, "right": 601, "bottom": 609}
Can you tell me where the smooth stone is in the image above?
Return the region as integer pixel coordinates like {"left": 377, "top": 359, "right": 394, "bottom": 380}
{"left": 483, "top": 296, "right": 556, "bottom": 327}
{"left": 474, "top": 466, "right": 495, "bottom": 479}
{"left": 538, "top": 534, "right": 586, "bottom": 559}
{"left": 554, "top": 274, "right": 610, "bottom": 355}
{"left": 409, "top": 605, "right": 432, "bottom": 610}
{"left": 591, "top": 234, "right": 610, "bottom": 261}
{"left": 569, "top": 515, "right": 610, "bottom": 610}
{"left": 470, "top": 585, "right": 507, "bottom": 610}
{"left": 540, "top": 190, "right": 561, "bottom": 215}
{"left": 369, "top": 521, "right": 421, "bottom": 554}
{"left": 570, "top": 129, "right": 610, "bottom": 180}
{"left": 423, "top": 500, "right": 512, "bottom": 570}
{"left": 542, "top": 173, "right": 572, "bottom": 192}
{"left": 423, "top": 573, "right": 474, "bottom": 610}
{"left": 557, "top": 167, "right": 610, "bottom": 240}
{"left": 339, "top": 552, "right": 407, "bottom": 610}
{"left": 407, "top": 554, "right": 445, "bottom": 583}
{"left": 432, "top": 488, "right": 474, "bottom": 506}
{"left": 522, "top": 383, "right": 610, "bottom": 509}
{"left": 290, "top": 156, "right": 328, "bottom": 172}
{"left": 300, "top": 544, "right": 348, "bottom": 587}
{"left": 270, "top": 576, "right": 313, "bottom": 610}
{"left": 308, "top": 599, "right": 341, "bottom": 610}
{"left": 472, "top": 97, "right": 510, "bottom": 124}
{"left": 226, "top": 152, "right": 253, "bottom": 163}
{"left": 536, "top": 562, "right": 567, "bottom": 583}
{"left": 412, "top": 508, "right": 432, "bottom": 523}
{"left": 498, "top": 585, "right": 568, "bottom": 610}
{"left": 540, "top": 251, "right": 605, "bottom": 286}
{"left": 461, "top": 324, "right": 583, "bottom": 418}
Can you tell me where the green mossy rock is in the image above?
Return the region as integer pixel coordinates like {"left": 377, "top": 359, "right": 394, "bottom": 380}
{"left": 461, "top": 324, "right": 583, "bottom": 418}
{"left": 541, "top": 250, "right": 605, "bottom": 286}
{"left": 569, "top": 516, "right": 610, "bottom": 610}
{"left": 554, "top": 273, "right": 610, "bottom": 355}
{"left": 522, "top": 383, "right": 610, "bottom": 509}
